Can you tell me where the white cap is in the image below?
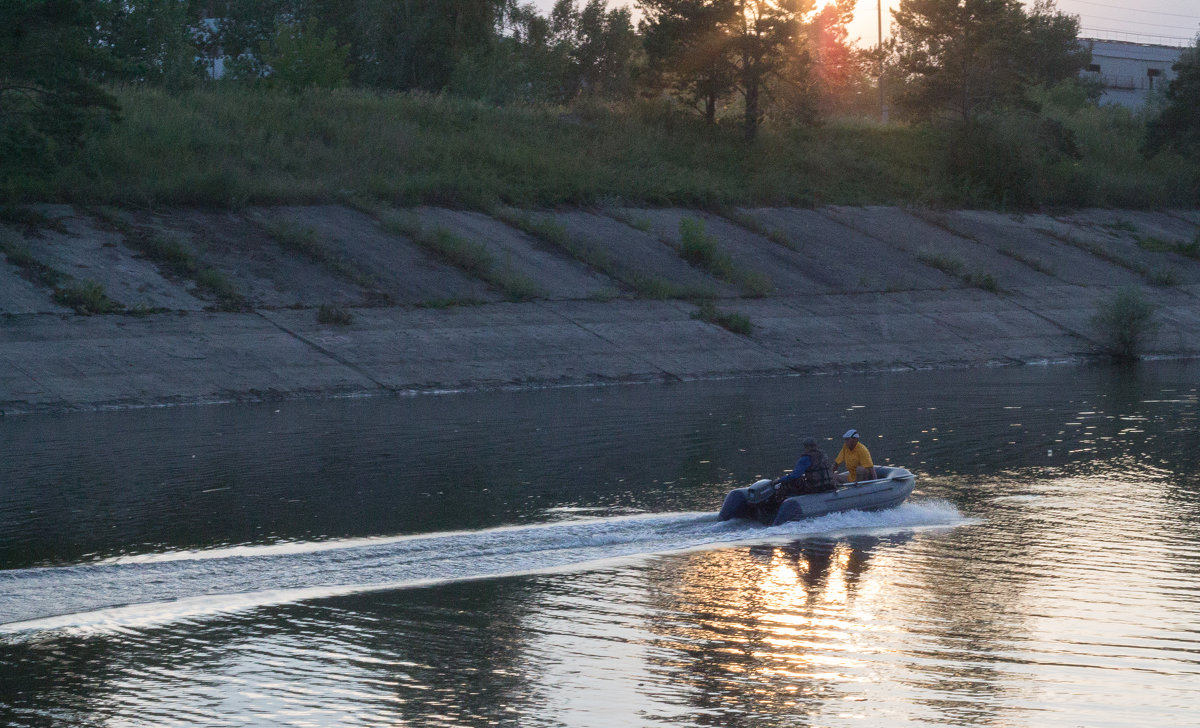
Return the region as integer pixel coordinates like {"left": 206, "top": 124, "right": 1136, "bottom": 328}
{"left": 843, "top": 429, "right": 859, "bottom": 439}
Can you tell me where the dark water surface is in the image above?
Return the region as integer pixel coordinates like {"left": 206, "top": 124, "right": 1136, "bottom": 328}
{"left": 2, "top": 361, "right": 1198, "bottom": 727}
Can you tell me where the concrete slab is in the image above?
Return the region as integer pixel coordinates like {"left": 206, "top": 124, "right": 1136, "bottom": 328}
{"left": 18, "top": 213, "right": 208, "bottom": 312}
{"left": 1067, "top": 209, "right": 1199, "bottom": 244}
{"left": 738, "top": 208, "right": 961, "bottom": 292}
{"left": 135, "top": 208, "right": 371, "bottom": 309}
{"left": 534, "top": 210, "right": 737, "bottom": 298}
{"left": 0, "top": 312, "right": 380, "bottom": 412}
{"left": 1025, "top": 212, "right": 1200, "bottom": 285}
{"left": 1168, "top": 210, "right": 1200, "bottom": 227}
{"left": 933, "top": 210, "right": 1147, "bottom": 288}
{"left": 612, "top": 208, "right": 830, "bottom": 296}
{"left": 825, "top": 206, "right": 1062, "bottom": 290}
{"left": 260, "top": 303, "right": 665, "bottom": 390}
{"left": 414, "top": 208, "right": 620, "bottom": 300}
{"left": 715, "top": 295, "right": 995, "bottom": 370}
{"left": 262, "top": 205, "right": 498, "bottom": 305}
{"left": 551, "top": 299, "right": 793, "bottom": 377}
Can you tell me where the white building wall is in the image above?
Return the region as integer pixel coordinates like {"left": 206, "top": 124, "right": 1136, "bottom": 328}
{"left": 1082, "top": 40, "right": 1186, "bottom": 109}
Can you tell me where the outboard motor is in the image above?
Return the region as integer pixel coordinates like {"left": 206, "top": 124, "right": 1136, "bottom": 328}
{"left": 718, "top": 479, "right": 774, "bottom": 521}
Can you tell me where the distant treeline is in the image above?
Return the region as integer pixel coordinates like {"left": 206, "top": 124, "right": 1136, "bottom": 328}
{"left": 1, "top": 0, "right": 1198, "bottom": 207}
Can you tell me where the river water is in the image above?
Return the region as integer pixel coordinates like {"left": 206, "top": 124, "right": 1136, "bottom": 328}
{"left": 2, "top": 361, "right": 1198, "bottom": 727}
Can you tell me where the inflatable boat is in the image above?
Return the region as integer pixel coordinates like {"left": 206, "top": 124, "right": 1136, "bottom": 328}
{"left": 717, "top": 466, "right": 916, "bottom": 526}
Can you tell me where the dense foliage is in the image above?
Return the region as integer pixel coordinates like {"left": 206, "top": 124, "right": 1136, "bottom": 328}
{"left": 2, "top": 0, "right": 1197, "bottom": 209}
{"left": 0, "top": 0, "right": 120, "bottom": 193}
{"left": 890, "top": 0, "right": 1088, "bottom": 122}
{"left": 1144, "top": 39, "right": 1200, "bottom": 161}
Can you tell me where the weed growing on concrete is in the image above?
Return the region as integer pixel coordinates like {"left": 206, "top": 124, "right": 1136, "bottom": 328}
{"left": 494, "top": 207, "right": 690, "bottom": 299}
{"left": 317, "top": 303, "right": 354, "bottom": 325}
{"left": 1105, "top": 219, "right": 1138, "bottom": 233}
{"left": 678, "top": 217, "right": 771, "bottom": 297}
{"left": 385, "top": 213, "right": 541, "bottom": 302}
{"left": 1043, "top": 229, "right": 1150, "bottom": 279}
{"left": 415, "top": 297, "right": 485, "bottom": 309}
{"left": 997, "top": 248, "right": 1054, "bottom": 276}
{"left": 1091, "top": 286, "right": 1157, "bottom": 361}
{"left": 917, "top": 251, "right": 1001, "bottom": 292}
{"left": 1148, "top": 268, "right": 1180, "bottom": 287}
{"left": 195, "top": 268, "right": 246, "bottom": 311}
{"left": 606, "top": 208, "right": 653, "bottom": 232}
{"left": 723, "top": 209, "right": 797, "bottom": 250}
{"left": 256, "top": 217, "right": 375, "bottom": 289}
{"left": 692, "top": 300, "right": 752, "bottom": 335}
{"left": 625, "top": 273, "right": 689, "bottom": 299}
{"left": 965, "top": 271, "right": 1000, "bottom": 292}
{"left": 1138, "top": 236, "right": 1200, "bottom": 260}
{"left": 126, "top": 228, "right": 199, "bottom": 277}
{"left": 0, "top": 236, "right": 65, "bottom": 288}
{"left": 679, "top": 217, "right": 733, "bottom": 275}
{"left": 0, "top": 206, "right": 64, "bottom": 234}
{"left": 53, "top": 280, "right": 123, "bottom": 314}
{"left": 916, "top": 251, "right": 964, "bottom": 276}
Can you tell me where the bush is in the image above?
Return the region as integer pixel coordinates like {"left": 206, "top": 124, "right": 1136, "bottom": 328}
{"left": 1091, "top": 287, "right": 1157, "bottom": 361}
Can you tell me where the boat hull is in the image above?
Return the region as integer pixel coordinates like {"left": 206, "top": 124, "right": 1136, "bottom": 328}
{"left": 718, "top": 466, "right": 916, "bottom": 526}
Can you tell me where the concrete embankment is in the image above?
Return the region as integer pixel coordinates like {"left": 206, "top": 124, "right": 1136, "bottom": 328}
{"left": 2, "top": 204, "right": 1198, "bottom": 415}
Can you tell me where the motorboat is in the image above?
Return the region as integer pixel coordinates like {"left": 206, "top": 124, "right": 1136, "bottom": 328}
{"left": 717, "top": 466, "right": 916, "bottom": 526}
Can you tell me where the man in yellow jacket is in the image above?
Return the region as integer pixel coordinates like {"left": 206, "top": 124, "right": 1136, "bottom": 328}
{"left": 835, "top": 429, "right": 877, "bottom": 484}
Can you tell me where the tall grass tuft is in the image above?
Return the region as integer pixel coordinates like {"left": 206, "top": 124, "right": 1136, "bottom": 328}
{"left": 1091, "top": 286, "right": 1158, "bottom": 361}
{"left": 53, "top": 280, "right": 123, "bottom": 314}
{"left": 678, "top": 216, "right": 771, "bottom": 296}
{"left": 692, "top": 300, "right": 753, "bottom": 335}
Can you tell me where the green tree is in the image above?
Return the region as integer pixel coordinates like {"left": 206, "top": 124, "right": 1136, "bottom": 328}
{"left": 641, "top": 0, "right": 813, "bottom": 137}
{"left": 890, "top": 0, "right": 1085, "bottom": 122}
{"left": 729, "top": 0, "right": 811, "bottom": 140}
{"left": 0, "top": 0, "right": 120, "bottom": 193}
{"left": 96, "top": 0, "right": 205, "bottom": 89}
{"left": 641, "top": 0, "right": 738, "bottom": 123}
{"left": 570, "top": 0, "right": 640, "bottom": 99}
{"left": 265, "top": 17, "right": 350, "bottom": 91}
{"left": 1144, "top": 38, "right": 1200, "bottom": 160}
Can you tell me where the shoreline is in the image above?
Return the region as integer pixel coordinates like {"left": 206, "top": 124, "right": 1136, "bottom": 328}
{"left": 3, "top": 204, "right": 1198, "bottom": 416}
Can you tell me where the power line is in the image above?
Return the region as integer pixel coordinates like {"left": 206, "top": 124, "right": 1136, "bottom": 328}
{"left": 1080, "top": 26, "right": 1193, "bottom": 45}
{"left": 1080, "top": 13, "right": 1200, "bottom": 30}
{"left": 1062, "top": 0, "right": 1200, "bottom": 21}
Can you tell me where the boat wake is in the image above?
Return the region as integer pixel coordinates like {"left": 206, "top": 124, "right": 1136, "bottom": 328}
{"left": 0, "top": 500, "right": 969, "bottom": 639}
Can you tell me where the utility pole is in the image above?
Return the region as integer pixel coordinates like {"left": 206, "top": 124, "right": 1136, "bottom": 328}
{"left": 878, "top": 0, "right": 888, "bottom": 124}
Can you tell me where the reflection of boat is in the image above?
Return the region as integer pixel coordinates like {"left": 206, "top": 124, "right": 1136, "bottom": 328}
{"left": 717, "top": 466, "right": 917, "bottom": 526}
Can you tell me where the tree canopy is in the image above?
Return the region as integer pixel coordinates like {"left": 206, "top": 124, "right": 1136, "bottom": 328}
{"left": 1144, "top": 39, "right": 1200, "bottom": 160}
{"left": 1, "top": 0, "right": 120, "bottom": 191}
{"left": 890, "top": 0, "right": 1087, "bottom": 122}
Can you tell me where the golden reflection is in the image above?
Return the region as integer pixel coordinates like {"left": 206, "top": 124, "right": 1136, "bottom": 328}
{"left": 646, "top": 536, "right": 904, "bottom": 721}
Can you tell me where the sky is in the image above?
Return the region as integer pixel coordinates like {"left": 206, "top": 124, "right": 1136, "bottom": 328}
{"left": 532, "top": 0, "right": 1200, "bottom": 48}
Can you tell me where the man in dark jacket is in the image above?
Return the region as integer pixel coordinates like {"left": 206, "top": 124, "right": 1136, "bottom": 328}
{"left": 772, "top": 437, "right": 838, "bottom": 502}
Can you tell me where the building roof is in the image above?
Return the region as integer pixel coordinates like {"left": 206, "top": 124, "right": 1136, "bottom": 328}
{"left": 1083, "top": 39, "right": 1186, "bottom": 64}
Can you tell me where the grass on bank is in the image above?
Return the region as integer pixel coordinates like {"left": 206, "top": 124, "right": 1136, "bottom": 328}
{"left": 24, "top": 84, "right": 1197, "bottom": 211}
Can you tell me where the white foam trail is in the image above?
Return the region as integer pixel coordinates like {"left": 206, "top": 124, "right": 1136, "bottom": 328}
{"left": 1, "top": 501, "right": 971, "bottom": 639}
